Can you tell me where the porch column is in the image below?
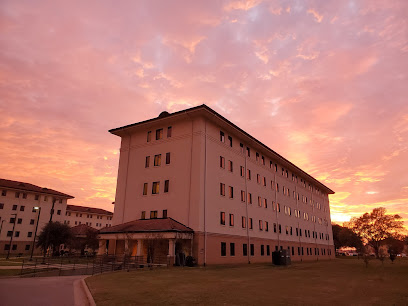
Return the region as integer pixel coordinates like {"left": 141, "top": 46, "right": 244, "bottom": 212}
{"left": 168, "top": 239, "right": 175, "bottom": 265}
{"left": 136, "top": 239, "right": 142, "bottom": 256}
{"left": 125, "top": 239, "right": 129, "bottom": 255}
{"left": 98, "top": 240, "right": 107, "bottom": 255}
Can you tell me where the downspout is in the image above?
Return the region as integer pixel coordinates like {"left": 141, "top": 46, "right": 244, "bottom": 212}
{"left": 296, "top": 185, "right": 302, "bottom": 261}
{"left": 203, "top": 121, "right": 207, "bottom": 267}
{"left": 244, "top": 148, "right": 250, "bottom": 264}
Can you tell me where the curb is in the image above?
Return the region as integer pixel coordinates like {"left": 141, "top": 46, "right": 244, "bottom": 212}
{"left": 81, "top": 277, "right": 97, "bottom": 306}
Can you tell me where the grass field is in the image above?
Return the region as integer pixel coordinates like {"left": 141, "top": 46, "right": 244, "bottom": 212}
{"left": 86, "top": 258, "right": 408, "bottom": 305}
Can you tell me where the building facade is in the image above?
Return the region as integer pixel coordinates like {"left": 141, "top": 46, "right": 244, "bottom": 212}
{"left": 99, "top": 105, "right": 335, "bottom": 265}
{"left": 0, "top": 179, "right": 73, "bottom": 255}
{"left": 64, "top": 205, "right": 113, "bottom": 229}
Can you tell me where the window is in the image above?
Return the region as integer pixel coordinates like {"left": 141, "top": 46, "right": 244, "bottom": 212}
{"left": 228, "top": 136, "right": 232, "bottom": 147}
{"left": 279, "top": 224, "right": 282, "bottom": 233}
{"left": 274, "top": 223, "right": 277, "bottom": 233}
{"left": 7, "top": 231, "right": 12, "bottom": 237}
{"left": 20, "top": 206, "right": 25, "bottom": 212}
{"left": 147, "top": 131, "right": 152, "bottom": 142}
{"left": 220, "top": 131, "right": 225, "bottom": 142}
{"left": 256, "top": 152, "right": 259, "bottom": 161}
{"left": 263, "top": 177, "right": 266, "bottom": 186}
{"left": 15, "top": 192, "right": 20, "bottom": 198}
{"left": 258, "top": 196, "right": 262, "bottom": 207}
{"left": 167, "top": 126, "right": 172, "bottom": 137}
{"left": 261, "top": 156, "right": 265, "bottom": 165}
{"left": 249, "top": 218, "right": 253, "bottom": 229}
{"left": 229, "top": 214, "right": 234, "bottom": 226}
{"left": 240, "top": 166, "right": 244, "bottom": 177}
{"left": 265, "top": 221, "right": 269, "bottom": 232}
{"left": 247, "top": 169, "right": 251, "bottom": 180}
{"left": 145, "top": 156, "right": 150, "bottom": 168}
{"left": 12, "top": 205, "right": 17, "bottom": 210}
{"left": 162, "top": 210, "right": 167, "bottom": 218}
{"left": 34, "top": 194, "right": 39, "bottom": 200}
{"left": 30, "top": 219, "right": 35, "bottom": 225}
{"left": 228, "top": 186, "right": 233, "bottom": 199}
{"left": 242, "top": 216, "right": 246, "bottom": 228}
{"left": 3, "top": 244, "right": 9, "bottom": 251}
{"left": 263, "top": 198, "right": 267, "bottom": 208}
{"left": 22, "top": 193, "right": 27, "bottom": 199}
{"left": 259, "top": 220, "right": 263, "bottom": 231}
{"left": 220, "top": 156, "right": 225, "bottom": 168}
{"left": 1, "top": 190, "right": 6, "bottom": 196}
{"left": 246, "top": 147, "right": 250, "bottom": 157}
{"left": 141, "top": 211, "right": 146, "bottom": 219}
{"left": 250, "top": 244, "right": 254, "bottom": 256}
{"left": 286, "top": 226, "right": 289, "bottom": 235}
{"left": 10, "top": 218, "right": 15, "bottom": 224}
{"left": 220, "top": 183, "right": 225, "bottom": 196}
{"left": 143, "top": 183, "right": 148, "bottom": 195}
{"left": 0, "top": 203, "right": 3, "bottom": 209}
{"left": 150, "top": 211, "right": 158, "bottom": 219}
{"left": 164, "top": 180, "right": 169, "bottom": 193}
{"left": 267, "top": 245, "right": 270, "bottom": 256}
{"left": 154, "top": 154, "right": 161, "bottom": 166}
{"left": 15, "top": 231, "right": 20, "bottom": 237}
{"left": 257, "top": 174, "right": 260, "bottom": 184}
{"left": 152, "top": 182, "right": 160, "bottom": 194}
{"left": 25, "top": 245, "right": 30, "bottom": 251}
{"left": 220, "top": 212, "right": 225, "bottom": 225}
{"left": 221, "top": 242, "right": 226, "bottom": 256}
{"left": 240, "top": 143, "right": 244, "bottom": 153}
{"left": 166, "top": 152, "right": 171, "bottom": 164}
{"left": 240, "top": 190, "right": 245, "bottom": 202}
{"left": 28, "top": 232, "right": 32, "bottom": 238}
{"left": 17, "top": 218, "right": 22, "bottom": 224}
{"left": 12, "top": 245, "right": 17, "bottom": 250}
{"left": 57, "top": 210, "right": 61, "bottom": 215}
{"left": 247, "top": 193, "right": 252, "bottom": 204}
{"left": 228, "top": 160, "right": 233, "bottom": 172}
{"left": 243, "top": 244, "right": 248, "bottom": 256}
{"left": 261, "top": 245, "right": 265, "bottom": 256}
{"left": 230, "top": 243, "right": 235, "bottom": 256}
{"left": 156, "top": 128, "right": 163, "bottom": 140}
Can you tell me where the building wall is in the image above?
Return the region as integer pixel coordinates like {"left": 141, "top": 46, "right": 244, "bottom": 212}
{"left": 111, "top": 110, "right": 335, "bottom": 264}
{"left": 0, "top": 188, "right": 68, "bottom": 255}
{"left": 64, "top": 211, "right": 113, "bottom": 229}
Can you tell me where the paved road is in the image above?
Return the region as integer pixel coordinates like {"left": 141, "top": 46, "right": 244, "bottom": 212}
{"left": 0, "top": 276, "right": 89, "bottom": 306}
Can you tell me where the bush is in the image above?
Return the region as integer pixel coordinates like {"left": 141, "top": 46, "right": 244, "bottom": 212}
{"left": 185, "top": 256, "right": 196, "bottom": 267}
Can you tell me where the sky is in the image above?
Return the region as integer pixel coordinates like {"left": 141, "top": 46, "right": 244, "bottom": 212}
{"left": 0, "top": 0, "right": 407, "bottom": 228}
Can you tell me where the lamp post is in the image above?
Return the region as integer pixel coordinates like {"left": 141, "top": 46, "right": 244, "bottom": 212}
{"left": 29, "top": 207, "right": 41, "bottom": 261}
{"left": 42, "top": 198, "right": 56, "bottom": 262}
{"left": 6, "top": 213, "right": 17, "bottom": 260}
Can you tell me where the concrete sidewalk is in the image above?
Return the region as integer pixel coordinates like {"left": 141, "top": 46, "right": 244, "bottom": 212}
{"left": 0, "top": 275, "right": 91, "bottom": 306}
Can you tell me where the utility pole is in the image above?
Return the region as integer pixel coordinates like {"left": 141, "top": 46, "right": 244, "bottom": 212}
{"left": 6, "top": 213, "right": 17, "bottom": 260}
{"left": 42, "top": 198, "right": 56, "bottom": 262}
{"left": 30, "top": 207, "right": 42, "bottom": 261}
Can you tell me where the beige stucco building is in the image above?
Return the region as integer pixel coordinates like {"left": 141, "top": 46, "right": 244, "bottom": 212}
{"left": 0, "top": 179, "right": 73, "bottom": 255}
{"left": 64, "top": 205, "right": 113, "bottom": 229}
{"left": 99, "top": 105, "right": 335, "bottom": 265}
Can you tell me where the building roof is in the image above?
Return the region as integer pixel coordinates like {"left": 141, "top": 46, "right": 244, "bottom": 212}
{"left": 0, "top": 178, "right": 74, "bottom": 199}
{"left": 70, "top": 224, "right": 98, "bottom": 236}
{"left": 99, "top": 218, "right": 193, "bottom": 234}
{"left": 109, "top": 104, "right": 335, "bottom": 194}
{"left": 66, "top": 204, "right": 113, "bottom": 215}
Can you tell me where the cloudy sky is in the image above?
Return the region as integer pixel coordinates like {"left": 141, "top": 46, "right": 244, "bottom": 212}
{"left": 1, "top": 0, "right": 407, "bottom": 227}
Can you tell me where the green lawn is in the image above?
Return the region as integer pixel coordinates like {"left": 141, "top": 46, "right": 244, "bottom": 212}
{"left": 0, "top": 269, "right": 22, "bottom": 277}
{"left": 86, "top": 258, "right": 408, "bottom": 305}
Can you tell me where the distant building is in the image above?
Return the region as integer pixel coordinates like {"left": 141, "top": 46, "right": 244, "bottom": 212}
{"left": 0, "top": 178, "right": 73, "bottom": 255}
{"left": 64, "top": 205, "right": 113, "bottom": 229}
{"left": 99, "top": 105, "right": 335, "bottom": 265}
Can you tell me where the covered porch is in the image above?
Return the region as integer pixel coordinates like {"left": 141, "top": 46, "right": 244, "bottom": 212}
{"left": 98, "top": 218, "right": 194, "bottom": 266}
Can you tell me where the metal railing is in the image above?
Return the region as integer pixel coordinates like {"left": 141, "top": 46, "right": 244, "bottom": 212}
{"left": 19, "top": 254, "right": 170, "bottom": 277}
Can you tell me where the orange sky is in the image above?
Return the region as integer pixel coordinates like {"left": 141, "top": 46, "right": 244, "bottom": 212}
{"left": 0, "top": 0, "right": 407, "bottom": 228}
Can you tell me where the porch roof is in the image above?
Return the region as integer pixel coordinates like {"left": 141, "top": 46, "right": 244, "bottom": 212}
{"left": 99, "top": 218, "right": 193, "bottom": 234}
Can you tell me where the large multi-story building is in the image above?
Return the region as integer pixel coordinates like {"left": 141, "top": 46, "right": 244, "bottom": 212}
{"left": 99, "top": 105, "right": 335, "bottom": 265}
{"left": 64, "top": 205, "right": 113, "bottom": 229}
{"left": 0, "top": 179, "right": 73, "bottom": 255}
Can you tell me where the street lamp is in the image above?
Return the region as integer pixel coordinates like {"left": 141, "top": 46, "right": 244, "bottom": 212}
{"left": 29, "top": 207, "right": 41, "bottom": 261}
{"left": 42, "top": 198, "right": 56, "bottom": 261}
{"left": 6, "top": 213, "right": 17, "bottom": 260}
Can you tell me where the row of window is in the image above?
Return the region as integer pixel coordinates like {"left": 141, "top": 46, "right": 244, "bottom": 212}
{"left": 145, "top": 153, "right": 171, "bottom": 168}
{"left": 4, "top": 244, "right": 31, "bottom": 251}
{"left": 147, "top": 126, "right": 172, "bottom": 142}
{"left": 63, "top": 220, "right": 112, "bottom": 227}
{"left": 219, "top": 184, "right": 328, "bottom": 225}
{"left": 220, "top": 159, "right": 325, "bottom": 210}
{"left": 142, "top": 180, "right": 170, "bottom": 195}
{"left": 220, "top": 242, "right": 332, "bottom": 257}
{"left": 219, "top": 131, "right": 326, "bottom": 197}
{"left": 7, "top": 230, "right": 33, "bottom": 238}
{"left": 141, "top": 209, "right": 168, "bottom": 219}
{"left": 219, "top": 212, "right": 330, "bottom": 240}
{"left": 65, "top": 212, "right": 112, "bottom": 220}
{"left": 0, "top": 204, "right": 62, "bottom": 216}
{"left": 1, "top": 190, "right": 64, "bottom": 202}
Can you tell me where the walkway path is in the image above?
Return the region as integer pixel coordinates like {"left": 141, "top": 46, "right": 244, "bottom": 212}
{"left": 0, "top": 275, "right": 90, "bottom": 306}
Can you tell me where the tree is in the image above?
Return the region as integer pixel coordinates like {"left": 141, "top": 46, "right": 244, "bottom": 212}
{"left": 332, "top": 224, "right": 363, "bottom": 252}
{"left": 68, "top": 227, "right": 99, "bottom": 255}
{"left": 37, "top": 222, "right": 73, "bottom": 256}
{"left": 350, "top": 207, "right": 404, "bottom": 258}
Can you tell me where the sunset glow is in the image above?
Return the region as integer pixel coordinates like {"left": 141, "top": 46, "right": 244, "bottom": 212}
{"left": 1, "top": 0, "right": 407, "bottom": 228}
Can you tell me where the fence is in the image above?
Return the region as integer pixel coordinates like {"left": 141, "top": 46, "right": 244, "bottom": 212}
{"left": 19, "top": 254, "right": 170, "bottom": 277}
